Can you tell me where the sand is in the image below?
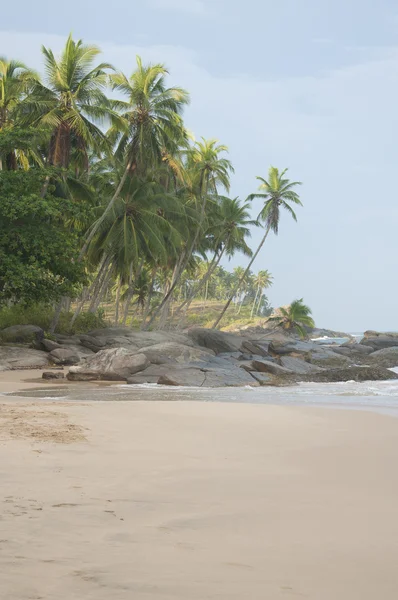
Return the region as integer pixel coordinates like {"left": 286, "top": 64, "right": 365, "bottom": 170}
{"left": 1, "top": 370, "right": 398, "bottom": 599}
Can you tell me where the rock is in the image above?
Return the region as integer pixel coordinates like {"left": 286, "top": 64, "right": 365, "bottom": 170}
{"left": 240, "top": 340, "right": 270, "bottom": 357}
{"left": 42, "top": 371, "right": 65, "bottom": 380}
{"left": 139, "top": 342, "right": 214, "bottom": 364}
{"left": 307, "top": 327, "right": 353, "bottom": 341}
{"left": 0, "top": 347, "right": 49, "bottom": 370}
{"left": 332, "top": 345, "right": 373, "bottom": 356}
{"left": 0, "top": 324, "right": 44, "bottom": 344}
{"left": 42, "top": 339, "right": 62, "bottom": 352}
{"left": 279, "top": 356, "right": 324, "bottom": 374}
{"left": 79, "top": 334, "right": 107, "bottom": 352}
{"left": 251, "top": 360, "right": 293, "bottom": 376}
{"left": 157, "top": 365, "right": 259, "bottom": 387}
{"left": 249, "top": 372, "right": 273, "bottom": 385}
{"left": 188, "top": 328, "right": 244, "bottom": 354}
{"left": 309, "top": 349, "right": 353, "bottom": 369}
{"left": 367, "top": 347, "right": 398, "bottom": 368}
{"left": 301, "top": 366, "right": 398, "bottom": 383}
{"left": 360, "top": 331, "right": 398, "bottom": 351}
{"left": 49, "top": 348, "right": 81, "bottom": 366}
{"left": 268, "top": 340, "right": 318, "bottom": 356}
{"left": 67, "top": 348, "right": 150, "bottom": 381}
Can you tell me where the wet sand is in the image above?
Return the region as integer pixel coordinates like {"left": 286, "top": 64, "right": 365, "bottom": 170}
{"left": 1, "top": 370, "right": 398, "bottom": 599}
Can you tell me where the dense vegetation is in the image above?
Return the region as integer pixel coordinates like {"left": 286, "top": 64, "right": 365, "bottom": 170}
{"left": 0, "top": 36, "right": 309, "bottom": 333}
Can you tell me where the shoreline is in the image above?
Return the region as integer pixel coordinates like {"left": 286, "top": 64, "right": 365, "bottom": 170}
{"left": 1, "top": 383, "right": 398, "bottom": 598}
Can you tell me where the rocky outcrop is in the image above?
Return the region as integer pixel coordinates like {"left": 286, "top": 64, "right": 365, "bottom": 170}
{"left": 67, "top": 348, "right": 150, "bottom": 381}
{"left": 360, "top": 331, "right": 398, "bottom": 350}
{"left": 299, "top": 366, "right": 398, "bottom": 383}
{"left": 309, "top": 349, "right": 352, "bottom": 369}
{"left": 42, "top": 371, "right": 65, "bottom": 380}
{"left": 366, "top": 347, "right": 398, "bottom": 368}
{"left": 188, "top": 328, "right": 243, "bottom": 354}
{"left": 0, "top": 346, "right": 49, "bottom": 369}
{"left": 138, "top": 342, "right": 214, "bottom": 365}
{"left": 0, "top": 324, "right": 44, "bottom": 344}
{"left": 48, "top": 347, "right": 82, "bottom": 366}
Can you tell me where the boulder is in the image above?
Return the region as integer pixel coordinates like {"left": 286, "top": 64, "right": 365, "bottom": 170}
{"left": 360, "top": 331, "right": 398, "bottom": 351}
{"left": 279, "top": 356, "right": 324, "bottom": 375}
{"left": 42, "top": 371, "right": 65, "bottom": 380}
{"left": 268, "top": 340, "right": 318, "bottom": 356}
{"left": 332, "top": 345, "right": 373, "bottom": 357}
{"left": 139, "top": 342, "right": 214, "bottom": 364}
{"left": 367, "top": 347, "right": 398, "bottom": 368}
{"left": 157, "top": 365, "right": 259, "bottom": 387}
{"left": 240, "top": 340, "right": 270, "bottom": 357}
{"left": 249, "top": 372, "right": 273, "bottom": 385}
{"left": 79, "top": 334, "right": 107, "bottom": 352}
{"left": 0, "top": 347, "right": 49, "bottom": 370}
{"left": 188, "top": 328, "right": 244, "bottom": 354}
{"left": 251, "top": 360, "right": 293, "bottom": 376}
{"left": 49, "top": 347, "right": 81, "bottom": 366}
{"left": 0, "top": 324, "right": 44, "bottom": 344}
{"left": 42, "top": 339, "right": 62, "bottom": 352}
{"left": 309, "top": 349, "right": 353, "bottom": 369}
{"left": 67, "top": 348, "right": 150, "bottom": 381}
{"left": 301, "top": 366, "right": 398, "bottom": 383}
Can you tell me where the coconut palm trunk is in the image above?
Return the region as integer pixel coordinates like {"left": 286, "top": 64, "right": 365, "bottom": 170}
{"left": 175, "top": 246, "right": 225, "bottom": 318}
{"left": 212, "top": 225, "right": 271, "bottom": 328}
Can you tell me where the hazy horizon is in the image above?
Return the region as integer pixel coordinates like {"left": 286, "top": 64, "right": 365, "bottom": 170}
{"left": 1, "top": 0, "right": 397, "bottom": 332}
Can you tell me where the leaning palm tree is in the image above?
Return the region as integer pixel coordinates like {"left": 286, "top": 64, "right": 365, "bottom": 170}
{"left": 0, "top": 57, "right": 39, "bottom": 169}
{"left": 268, "top": 298, "right": 315, "bottom": 338}
{"left": 23, "top": 34, "right": 115, "bottom": 169}
{"left": 213, "top": 166, "right": 302, "bottom": 328}
{"left": 251, "top": 270, "right": 273, "bottom": 317}
{"left": 80, "top": 56, "right": 189, "bottom": 256}
{"left": 144, "top": 138, "right": 233, "bottom": 329}
{"left": 174, "top": 196, "right": 256, "bottom": 319}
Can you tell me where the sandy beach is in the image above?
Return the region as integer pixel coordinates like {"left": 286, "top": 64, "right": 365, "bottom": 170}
{"left": 1, "top": 370, "right": 398, "bottom": 599}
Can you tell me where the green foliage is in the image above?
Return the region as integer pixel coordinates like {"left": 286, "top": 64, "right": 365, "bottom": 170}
{"left": 0, "top": 170, "right": 86, "bottom": 304}
{"left": 268, "top": 298, "right": 315, "bottom": 338}
{"left": 0, "top": 304, "right": 106, "bottom": 335}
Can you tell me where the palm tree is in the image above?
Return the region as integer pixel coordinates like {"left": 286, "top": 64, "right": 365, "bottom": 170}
{"left": 174, "top": 196, "right": 256, "bottom": 318}
{"left": 251, "top": 270, "right": 273, "bottom": 317}
{"left": 212, "top": 166, "right": 302, "bottom": 328}
{"left": 268, "top": 298, "right": 314, "bottom": 338}
{"left": 80, "top": 56, "right": 189, "bottom": 256}
{"left": 23, "top": 34, "right": 115, "bottom": 170}
{"left": 144, "top": 139, "right": 234, "bottom": 329}
{"left": 0, "top": 57, "right": 39, "bottom": 169}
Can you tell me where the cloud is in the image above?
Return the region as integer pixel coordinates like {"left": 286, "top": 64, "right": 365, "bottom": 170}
{"left": 148, "top": 0, "right": 206, "bottom": 15}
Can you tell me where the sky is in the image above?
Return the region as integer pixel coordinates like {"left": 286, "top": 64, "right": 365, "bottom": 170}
{"left": 1, "top": 0, "right": 397, "bottom": 331}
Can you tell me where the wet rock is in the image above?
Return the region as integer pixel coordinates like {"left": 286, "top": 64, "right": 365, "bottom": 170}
{"left": 249, "top": 372, "right": 273, "bottom": 385}
{"left": 367, "top": 347, "right": 398, "bottom": 368}
{"left": 309, "top": 349, "right": 353, "bottom": 369}
{"left": 42, "top": 371, "right": 65, "bottom": 380}
{"left": 300, "top": 366, "right": 398, "bottom": 383}
{"left": 360, "top": 331, "right": 398, "bottom": 351}
{"left": 157, "top": 365, "right": 259, "bottom": 387}
{"left": 67, "top": 348, "right": 150, "bottom": 381}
